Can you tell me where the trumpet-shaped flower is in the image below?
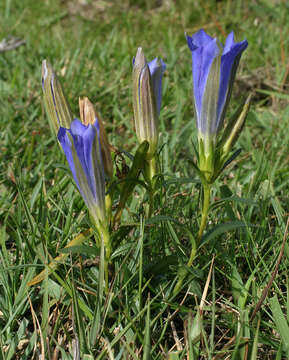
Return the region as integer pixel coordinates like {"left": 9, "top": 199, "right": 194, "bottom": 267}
{"left": 187, "top": 30, "right": 247, "bottom": 141}
{"left": 133, "top": 48, "right": 166, "bottom": 159}
{"left": 58, "top": 118, "right": 106, "bottom": 225}
{"left": 186, "top": 29, "right": 248, "bottom": 178}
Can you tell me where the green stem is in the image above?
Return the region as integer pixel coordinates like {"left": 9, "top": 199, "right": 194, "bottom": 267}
{"left": 145, "top": 155, "right": 158, "bottom": 218}
{"left": 102, "top": 225, "right": 111, "bottom": 294}
{"left": 197, "top": 182, "right": 211, "bottom": 245}
{"left": 148, "top": 156, "right": 157, "bottom": 182}
{"left": 148, "top": 189, "right": 154, "bottom": 218}
{"left": 173, "top": 238, "right": 197, "bottom": 296}
{"left": 93, "top": 220, "right": 111, "bottom": 294}
{"left": 187, "top": 181, "right": 211, "bottom": 270}
{"left": 173, "top": 182, "right": 211, "bottom": 296}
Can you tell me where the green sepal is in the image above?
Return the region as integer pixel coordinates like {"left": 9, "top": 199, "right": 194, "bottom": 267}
{"left": 212, "top": 148, "right": 242, "bottom": 183}
{"left": 190, "top": 156, "right": 205, "bottom": 183}
{"left": 198, "top": 137, "right": 215, "bottom": 183}
{"left": 219, "top": 93, "right": 252, "bottom": 159}
{"left": 220, "top": 148, "right": 242, "bottom": 172}
{"left": 209, "top": 94, "right": 251, "bottom": 181}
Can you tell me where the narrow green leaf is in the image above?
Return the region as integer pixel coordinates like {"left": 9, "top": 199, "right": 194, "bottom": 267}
{"left": 250, "top": 318, "right": 260, "bottom": 360}
{"left": 201, "top": 221, "right": 251, "bottom": 247}
{"left": 30, "top": 177, "right": 43, "bottom": 210}
{"left": 256, "top": 88, "right": 289, "bottom": 100}
{"left": 142, "top": 297, "right": 151, "bottom": 360}
{"left": 27, "top": 228, "right": 93, "bottom": 286}
{"left": 269, "top": 295, "right": 289, "bottom": 357}
{"left": 90, "top": 237, "right": 105, "bottom": 346}
{"left": 231, "top": 265, "right": 244, "bottom": 307}
{"left": 71, "top": 273, "right": 88, "bottom": 354}
{"left": 59, "top": 245, "right": 98, "bottom": 255}
{"left": 40, "top": 268, "right": 49, "bottom": 352}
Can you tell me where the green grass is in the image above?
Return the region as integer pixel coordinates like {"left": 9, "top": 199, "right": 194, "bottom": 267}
{"left": 1, "top": 0, "right": 289, "bottom": 358}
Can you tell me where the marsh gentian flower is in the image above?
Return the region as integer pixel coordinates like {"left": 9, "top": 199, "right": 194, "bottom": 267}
{"left": 58, "top": 119, "right": 106, "bottom": 225}
{"left": 187, "top": 29, "right": 248, "bottom": 179}
{"left": 133, "top": 48, "right": 166, "bottom": 159}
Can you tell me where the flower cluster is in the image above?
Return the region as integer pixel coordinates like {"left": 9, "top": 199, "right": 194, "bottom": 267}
{"left": 41, "top": 29, "right": 249, "bottom": 290}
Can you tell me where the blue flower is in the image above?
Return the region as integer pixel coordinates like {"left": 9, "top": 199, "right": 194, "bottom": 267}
{"left": 57, "top": 118, "right": 106, "bottom": 224}
{"left": 133, "top": 48, "right": 166, "bottom": 159}
{"left": 187, "top": 29, "right": 248, "bottom": 141}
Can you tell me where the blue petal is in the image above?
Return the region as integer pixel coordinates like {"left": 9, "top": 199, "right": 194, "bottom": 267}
{"left": 223, "top": 31, "right": 235, "bottom": 54}
{"left": 186, "top": 35, "right": 198, "bottom": 51}
{"left": 192, "top": 29, "right": 214, "bottom": 45}
{"left": 70, "top": 118, "right": 88, "bottom": 135}
{"left": 188, "top": 29, "right": 214, "bottom": 48}
{"left": 57, "top": 126, "right": 81, "bottom": 192}
{"left": 190, "top": 38, "right": 220, "bottom": 127}
{"left": 69, "top": 120, "right": 98, "bottom": 199}
{"left": 58, "top": 118, "right": 106, "bottom": 220}
{"left": 187, "top": 29, "right": 248, "bottom": 136}
{"left": 92, "top": 118, "right": 100, "bottom": 134}
{"left": 216, "top": 38, "right": 248, "bottom": 130}
{"left": 148, "top": 58, "right": 166, "bottom": 115}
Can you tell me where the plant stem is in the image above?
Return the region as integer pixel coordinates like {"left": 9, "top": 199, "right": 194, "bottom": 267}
{"left": 186, "top": 181, "right": 211, "bottom": 269}
{"left": 102, "top": 225, "right": 111, "bottom": 294}
{"left": 197, "top": 182, "right": 211, "bottom": 244}
{"left": 173, "top": 240, "right": 197, "bottom": 296}
{"left": 145, "top": 155, "right": 158, "bottom": 217}
{"left": 93, "top": 220, "right": 111, "bottom": 294}
{"left": 173, "top": 182, "right": 211, "bottom": 296}
{"left": 148, "top": 156, "right": 157, "bottom": 182}
{"left": 148, "top": 189, "right": 154, "bottom": 218}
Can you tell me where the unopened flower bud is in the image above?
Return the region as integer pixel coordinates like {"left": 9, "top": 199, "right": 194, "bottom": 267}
{"left": 132, "top": 48, "right": 166, "bottom": 159}
{"left": 79, "top": 97, "right": 113, "bottom": 178}
{"left": 42, "top": 60, "right": 73, "bottom": 135}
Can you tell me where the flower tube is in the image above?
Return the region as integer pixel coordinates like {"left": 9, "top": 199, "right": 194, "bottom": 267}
{"left": 57, "top": 119, "right": 106, "bottom": 227}
{"left": 187, "top": 29, "right": 248, "bottom": 179}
